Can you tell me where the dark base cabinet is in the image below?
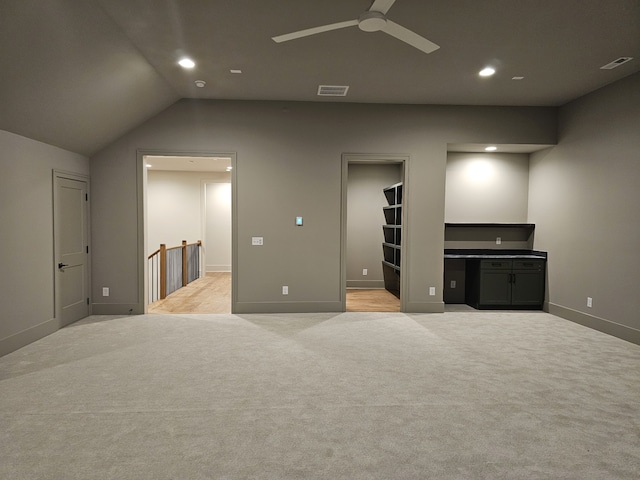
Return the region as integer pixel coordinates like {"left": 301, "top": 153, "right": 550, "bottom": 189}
{"left": 466, "top": 259, "right": 545, "bottom": 309}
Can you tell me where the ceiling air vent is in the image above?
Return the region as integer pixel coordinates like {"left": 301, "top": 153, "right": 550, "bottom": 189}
{"left": 317, "top": 85, "right": 349, "bottom": 97}
{"left": 600, "top": 57, "right": 633, "bottom": 70}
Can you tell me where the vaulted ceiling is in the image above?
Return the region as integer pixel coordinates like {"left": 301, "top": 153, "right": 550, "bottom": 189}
{"left": 1, "top": 0, "right": 638, "bottom": 155}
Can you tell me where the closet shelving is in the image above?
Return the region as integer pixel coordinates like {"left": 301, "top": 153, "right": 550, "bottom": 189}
{"left": 382, "top": 182, "right": 402, "bottom": 297}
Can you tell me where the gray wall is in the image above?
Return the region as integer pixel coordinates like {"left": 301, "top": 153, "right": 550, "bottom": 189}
{"left": 0, "top": 130, "right": 89, "bottom": 355}
{"left": 528, "top": 72, "right": 640, "bottom": 342}
{"left": 347, "top": 163, "right": 402, "bottom": 288}
{"left": 445, "top": 152, "right": 530, "bottom": 223}
{"left": 3, "top": 74, "right": 638, "bottom": 354}
{"left": 90, "top": 100, "right": 557, "bottom": 314}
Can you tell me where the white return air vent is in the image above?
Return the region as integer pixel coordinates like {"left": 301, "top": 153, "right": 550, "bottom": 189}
{"left": 317, "top": 85, "right": 349, "bottom": 97}
{"left": 600, "top": 57, "right": 633, "bottom": 70}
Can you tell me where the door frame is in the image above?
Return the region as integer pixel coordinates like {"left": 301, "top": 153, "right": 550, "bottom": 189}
{"left": 340, "top": 154, "right": 409, "bottom": 312}
{"left": 53, "top": 170, "right": 91, "bottom": 326}
{"left": 137, "top": 150, "right": 237, "bottom": 313}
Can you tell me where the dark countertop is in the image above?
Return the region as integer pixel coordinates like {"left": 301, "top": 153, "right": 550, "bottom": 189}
{"left": 444, "top": 249, "right": 547, "bottom": 260}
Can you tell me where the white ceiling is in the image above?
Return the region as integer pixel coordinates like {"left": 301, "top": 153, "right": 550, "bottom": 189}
{"left": 1, "top": 0, "right": 638, "bottom": 155}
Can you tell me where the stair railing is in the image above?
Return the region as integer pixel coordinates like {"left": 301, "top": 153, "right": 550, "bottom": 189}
{"left": 148, "top": 240, "right": 202, "bottom": 304}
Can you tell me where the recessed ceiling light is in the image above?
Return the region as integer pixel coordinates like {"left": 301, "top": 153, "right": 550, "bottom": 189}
{"left": 512, "top": 76, "right": 524, "bottom": 80}
{"left": 230, "top": 69, "right": 242, "bottom": 74}
{"left": 178, "top": 58, "right": 195, "bottom": 69}
{"left": 479, "top": 67, "right": 495, "bottom": 77}
{"left": 485, "top": 146, "right": 497, "bottom": 151}
{"left": 194, "top": 80, "right": 206, "bottom": 88}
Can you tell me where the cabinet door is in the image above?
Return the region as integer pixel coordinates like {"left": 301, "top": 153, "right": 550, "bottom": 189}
{"left": 511, "top": 260, "right": 545, "bottom": 306}
{"left": 479, "top": 270, "right": 512, "bottom": 305}
{"left": 511, "top": 270, "right": 544, "bottom": 306}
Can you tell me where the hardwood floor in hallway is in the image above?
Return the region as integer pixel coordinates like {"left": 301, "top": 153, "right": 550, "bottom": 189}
{"left": 148, "top": 272, "right": 231, "bottom": 314}
{"left": 148, "top": 276, "right": 400, "bottom": 314}
{"left": 346, "top": 288, "right": 400, "bottom": 312}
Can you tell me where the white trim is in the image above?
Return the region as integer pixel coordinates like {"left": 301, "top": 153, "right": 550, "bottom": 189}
{"left": 206, "top": 265, "right": 232, "bottom": 272}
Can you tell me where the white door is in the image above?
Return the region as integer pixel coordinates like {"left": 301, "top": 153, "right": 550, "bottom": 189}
{"left": 54, "top": 174, "right": 90, "bottom": 327}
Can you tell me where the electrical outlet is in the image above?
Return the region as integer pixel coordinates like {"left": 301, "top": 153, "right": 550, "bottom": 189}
{"left": 282, "top": 286, "right": 288, "bottom": 295}
{"left": 587, "top": 297, "right": 593, "bottom": 308}
{"left": 251, "top": 237, "right": 263, "bottom": 245}
{"left": 496, "top": 237, "right": 502, "bottom": 245}
{"left": 450, "top": 280, "right": 456, "bottom": 289}
{"left": 102, "top": 287, "right": 109, "bottom": 297}
{"left": 362, "top": 269, "right": 368, "bottom": 276}
{"left": 429, "top": 287, "right": 436, "bottom": 296}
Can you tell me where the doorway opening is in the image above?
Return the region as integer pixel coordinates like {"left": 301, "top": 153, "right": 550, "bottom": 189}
{"left": 142, "top": 154, "right": 234, "bottom": 314}
{"left": 342, "top": 154, "right": 407, "bottom": 312}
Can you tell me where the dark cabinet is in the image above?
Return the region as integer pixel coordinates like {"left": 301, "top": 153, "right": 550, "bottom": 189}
{"left": 466, "top": 259, "right": 545, "bottom": 309}
{"left": 382, "top": 183, "right": 402, "bottom": 297}
{"left": 477, "top": 260, "right": 512, "bottom": 306}
{"left": 511, "top": 260, "right": 546, "bottom": 306}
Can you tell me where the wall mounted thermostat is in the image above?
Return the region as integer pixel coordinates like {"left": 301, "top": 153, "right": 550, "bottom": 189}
{"left": 295, "top": 216, "right": 303, "bottom": 226}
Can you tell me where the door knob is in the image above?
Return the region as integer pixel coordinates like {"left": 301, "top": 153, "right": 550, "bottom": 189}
{"left": 58, "top": 263, "right": 69, "bottom": 269}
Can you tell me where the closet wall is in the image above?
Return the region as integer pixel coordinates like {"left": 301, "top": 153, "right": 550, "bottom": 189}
{"left": 347, "top": 163, "right": 402, "bottom": 288}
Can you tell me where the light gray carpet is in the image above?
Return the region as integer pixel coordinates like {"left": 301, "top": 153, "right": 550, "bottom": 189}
{"left": 1, "top": 311, "right": 639, "bottom": 479}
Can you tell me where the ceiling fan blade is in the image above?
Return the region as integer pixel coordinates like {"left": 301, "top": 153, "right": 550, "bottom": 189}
{"left": 382, "top": 20, "right": 440, "bottom": 54}
{"left": 272, "top": 20, "right": 358, "bottom": 43}
{"left": 369, "top": 0, "right": 397, "bottom": 14}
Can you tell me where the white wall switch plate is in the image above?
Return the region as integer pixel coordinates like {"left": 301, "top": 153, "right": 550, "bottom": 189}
{"left": 362, "top": 268, "right": 368, "bottom": 276}
{"left": 587, "top": 297, "right": 593, "bottom": 308}
{"left": 282, "top": 286, "right": 288, "bottom": 295}
{"left": 251, "top": 237, "right": 263, "bottom": 246}
{"left": 429, "top": 287, "right": 436, "bottom": 296}
{"left": 450, "top": 280, "right": 456, "bottom": 289}
{"left": 496, "top": 237, "right": 502, "bottom": 245}
{"left": 102, "top": 287, "right": 109, "bottom": 297}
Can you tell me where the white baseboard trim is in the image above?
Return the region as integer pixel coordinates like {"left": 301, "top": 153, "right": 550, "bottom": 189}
{"left": 206, "top": 265, "right": 231, "bottom": 272}
{"left": 0, "top": 317, "right": 59, "bottom": 357}
{"left": 548, "top": 302, "right": 640, "bottom": 346}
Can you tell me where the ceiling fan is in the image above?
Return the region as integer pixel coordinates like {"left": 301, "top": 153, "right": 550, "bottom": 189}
{"left": 272, "top": 0, "right": 440, "bottom": 54}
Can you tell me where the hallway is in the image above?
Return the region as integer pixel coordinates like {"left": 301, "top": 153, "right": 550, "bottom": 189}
{"left": 148, "top": 272, "right": 231, "bottom": 314}
{"left": 148, "top": 275, "right": 400, "bottom": 314}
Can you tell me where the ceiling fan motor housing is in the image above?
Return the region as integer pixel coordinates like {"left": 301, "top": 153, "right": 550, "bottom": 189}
{"left": 358, "top": 11, "right": 387, "bottom": 32}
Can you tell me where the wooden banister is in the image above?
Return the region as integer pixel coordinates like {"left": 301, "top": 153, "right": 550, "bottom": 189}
{"left": 160, "top": 244, "right": 167, "bottom": 299}
{"left": 182, "top": 240, "right": 188, "bottom": 287}
{"left": 149, "top": 240, "right": 202, "bottom": 302}
{"left": 147, "top": 248, "right": 160, "bottom": 260}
